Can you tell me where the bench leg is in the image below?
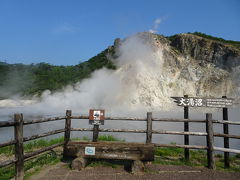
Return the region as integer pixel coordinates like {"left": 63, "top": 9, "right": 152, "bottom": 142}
{"left": 71, "top": 157, "right": 88, "bottom": 171}
{"left": 131, "top": 160, "right": 144, "bottom": 174}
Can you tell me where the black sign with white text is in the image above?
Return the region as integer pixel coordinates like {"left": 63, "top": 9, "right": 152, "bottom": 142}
{"left": 171, "top": 97, "right": 233, "bottom": 108}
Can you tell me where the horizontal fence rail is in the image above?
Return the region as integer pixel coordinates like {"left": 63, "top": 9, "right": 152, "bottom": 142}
{"left": 23, "top": 129, "right": 66, "bottom": 142}
{"left": 214, "top": 147, "right": 240, "bottom": 154}
{"left": 0, "top": 159, "right": 17, "bottom": 168}
{"left": 24, "top": 142, "right": 64, "bottom": 160}
{"left": 0, "top": 121, "right": 15, "bottom": 128}
{"left": 23, "top": 116, "right": 66, "bottom": 125}
{"left": 152, "top": 130, "right": 207, "bottom": 136}
{"left": 154, "top": 143, "right": 208, "bottom": 150}
{"left": 0, "top": 140, "right": 16, "bottom": 148}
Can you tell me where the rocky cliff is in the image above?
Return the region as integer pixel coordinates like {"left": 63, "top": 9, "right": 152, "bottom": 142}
{"left": 104, "top": 32, "right": 240, "bottom": 109}
{"left": 169, "top": 33, "right": 240, "bottom": 71}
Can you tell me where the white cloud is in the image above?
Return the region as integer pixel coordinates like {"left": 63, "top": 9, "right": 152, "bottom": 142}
{"left": 149, "top": 18, "right": 162, "bottom": 33}
{"left": 53, "top": 24, "right": 75, "bottom": 33}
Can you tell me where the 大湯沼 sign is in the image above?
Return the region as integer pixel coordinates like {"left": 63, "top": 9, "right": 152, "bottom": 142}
{"left": 171, "top": 97, "right": 233, "bottom": 108}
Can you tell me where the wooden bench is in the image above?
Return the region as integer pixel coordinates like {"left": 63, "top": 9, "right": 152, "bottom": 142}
{"left": 64, "top": 141, "right": 155, "bottom": 173}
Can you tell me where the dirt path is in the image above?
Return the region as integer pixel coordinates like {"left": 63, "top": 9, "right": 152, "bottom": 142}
{"left": 29, "top": 162, "right": 240, "bottom": 180}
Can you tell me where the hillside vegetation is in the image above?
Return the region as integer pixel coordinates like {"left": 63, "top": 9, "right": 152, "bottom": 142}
{"left": 0, "top": 49, "right": 116, "bottom": 99}
{"left": 190, "top": 32, "right": 240, "bottom": 47}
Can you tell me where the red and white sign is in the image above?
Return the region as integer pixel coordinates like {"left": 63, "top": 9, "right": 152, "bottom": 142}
{"left": 89, "top": 109, "right": 105, "bottom": 125}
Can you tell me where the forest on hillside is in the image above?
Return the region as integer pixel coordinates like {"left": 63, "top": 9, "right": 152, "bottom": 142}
{"left": 0, "top": 49, "right": 116, "bottom": 99}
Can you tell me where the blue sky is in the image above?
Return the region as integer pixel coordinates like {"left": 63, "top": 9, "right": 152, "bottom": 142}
{"left": 0, "top": 0, "right": 239, "bottom": 65}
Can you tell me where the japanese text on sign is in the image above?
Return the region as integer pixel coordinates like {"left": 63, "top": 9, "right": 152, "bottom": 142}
{"left": 171, "top": 97, "right": 233, "bottom": 108}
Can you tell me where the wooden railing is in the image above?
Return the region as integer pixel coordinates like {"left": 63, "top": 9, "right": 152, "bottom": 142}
{"left": 0, "top": 113, "right": 66, "bottom": 180}
{"left": 0, "top": 110, "right": 240, "bottom": 180}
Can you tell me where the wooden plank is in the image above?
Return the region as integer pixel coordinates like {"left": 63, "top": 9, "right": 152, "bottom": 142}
{"left": 214, "top": 147, "right": 240, "bottom": 154}
{"left": 23, "top": 151, "right": 58, "bottom": 162}
{"left": 105, "top": 117, "right": 146, "bottom": 121}
{"left": 0, "top": 158, "right": 17, "bottom": 168}
{"left": 14, "top": 114, "right": 24, "bottom": 180}
{"left": 24, "top": 142, "right": 64, "bottom": 160}
{"left": 222, "top": 96, "right": 230, "bottom": 168}
{"left": 0, "top": 140, "right": 16, "bottom": 148}
{"left": 65, "top": 141, "right": 154, "bottom": 161}
{"left": 71, "top": 128, "right": 93, "bottom": 131}
{"left": 71, "top": 115, "right": 147, "bottom": 121}
{"left": 184, "top": 95, "right": 189, "bottom": 161}
{"left": 23, "top": 129, "right": 65, "bottom": 142}
{"left": 0, "top": 121, "right": 15, "bottom": 128}
{"left": 72, "top": 128, "right": 209, "bottom": 135}
{"left": 214, "top": 133, "right": 240, "bottom": 139}
{"left": 152, "top": 130, "right": 207, "bottom": 136}
{"left": 71, "top": 128, "right": 208, "bottom": 136}
{"left": 71, "top": 115, "right": 88, "bottom": 119}
{"left": 23, "top": 116, "right": 66, "bottom": 125}
{"left": 212, "top": 120, "right": 240, "bottom": 125}
{"left": 64, "top": 110, "right": 72, "bottom": 155}
{"left": 154, "top": 143, "right": 207, "bottom": 150}
{"left": 146, "top": 112, "right": 152, "bottom": 144}
{"left": 152, "top": 118, "right": 206, "bottom": 123}
{"left": 69, "top": 115, "right": 240, "bottom": 124}
{"left": 206, "top": 113, "right": 215, "bottom": 169}
{"left": 92, "top": 125, "right": 99, "bottom": 142}
{"left": 99, "top": 128, "right": 147, "bottom": 133}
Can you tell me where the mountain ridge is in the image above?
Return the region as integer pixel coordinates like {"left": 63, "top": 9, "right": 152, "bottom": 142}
{"left": 0, "top": 32, "right": 239, "bottom": 99}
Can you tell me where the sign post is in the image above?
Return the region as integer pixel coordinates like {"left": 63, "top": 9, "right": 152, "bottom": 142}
{"left": 184, "top": 95, "right": 189, "bottom": 161}
{"left": 222, "top": 96, "right": 230, "bottom": 168}
{"left": 89, "top": 109, "right": 105, "bottom": 142}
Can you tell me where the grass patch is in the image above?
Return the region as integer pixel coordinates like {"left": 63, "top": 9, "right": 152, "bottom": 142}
{"left": 154, "top": 147, "right": 240, "bottom": 172}
{"left": 98, "top": 134, "right": 125, "bottom": 142}
{"left": 0, "top": 137, "right": 65, "bottom": 155}
{"left": 0, "top": 151, "right": 61, "bottom": 180}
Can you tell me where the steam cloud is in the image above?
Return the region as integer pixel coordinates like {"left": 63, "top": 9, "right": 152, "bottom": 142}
{"left": 149, "top": 18, "right": 161, "bottom": 33}
{"left": 0, "top": 33, "right": 239, "bottom": 118}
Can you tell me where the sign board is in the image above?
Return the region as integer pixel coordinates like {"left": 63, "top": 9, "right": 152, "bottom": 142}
{"left": 89, "top": 109, "right": 105, "bottom": 125}
{"left": 85, "top": 146, "right": 95, "bottom": 155}
{"left": 171, "top": 97, "right": 233, "bottom": 108}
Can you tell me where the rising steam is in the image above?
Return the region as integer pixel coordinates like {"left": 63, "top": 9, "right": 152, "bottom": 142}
{"left": 0, "top": 32, "right": 239, "bottom": 117}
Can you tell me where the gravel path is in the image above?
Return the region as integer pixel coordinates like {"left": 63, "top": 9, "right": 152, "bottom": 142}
{"left": 29, "top": 162, "right": 240, "bottom": 180}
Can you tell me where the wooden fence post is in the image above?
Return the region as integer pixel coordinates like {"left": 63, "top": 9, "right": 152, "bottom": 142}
{"left": 14, "top": 114, "right": 24, "bottom": 180}
{"left": 222, "top": 96, "right": 230, "bottom": 168}
{"left": 146, "top": 112, "right": 152, "bottom": 144}
{"left": 206, "top": 113, "right": 215, "bottom": 169}
{"left": 92, "top": 125, "right": 99, "bottom": 142}
{"left": 64, "top": 110, "right": 72, "bottom": 155}
{"left": 184, "top": 95, "right": 189, "bottom": 161}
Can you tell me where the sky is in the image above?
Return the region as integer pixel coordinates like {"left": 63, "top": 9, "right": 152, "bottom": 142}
{"left": 0, "top": 0, "right": 239, "bottom": 66}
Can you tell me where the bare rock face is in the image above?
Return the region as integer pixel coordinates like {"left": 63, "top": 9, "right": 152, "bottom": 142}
{"left": 105, "top": 32, "right": 240, "bottom": 109}
{"left": 169, "top": 34, "right": 240, "bottom": 71}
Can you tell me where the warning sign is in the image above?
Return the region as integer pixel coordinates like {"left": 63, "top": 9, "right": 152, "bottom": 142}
{"left": 89, "top": 109, "right": 105, "bottom": 125}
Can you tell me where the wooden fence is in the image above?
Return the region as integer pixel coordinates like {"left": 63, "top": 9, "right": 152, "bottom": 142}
{"left": 0, "top": 110, "right": 240, "bottom": 180}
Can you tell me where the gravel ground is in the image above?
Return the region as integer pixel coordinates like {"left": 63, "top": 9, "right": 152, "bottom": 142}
{"left": 29, "top": 162, "right": 240, "bottom": 180}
